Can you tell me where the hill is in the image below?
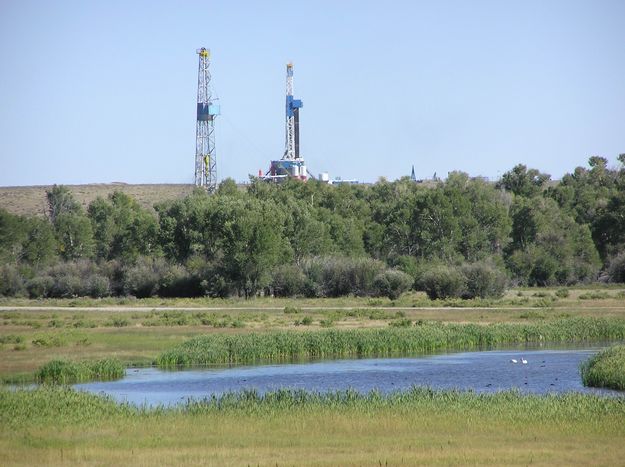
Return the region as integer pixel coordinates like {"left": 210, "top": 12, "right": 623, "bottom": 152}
{"left": 0, "top": 184, "right": 195, "bottom": 217}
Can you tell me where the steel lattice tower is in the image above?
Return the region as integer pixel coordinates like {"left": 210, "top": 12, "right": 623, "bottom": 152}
{"left": 195, "top": 48, "right": 220, "bottom": 191}
{"left": 283, "top": 63, "right": 303, "bottom": 161}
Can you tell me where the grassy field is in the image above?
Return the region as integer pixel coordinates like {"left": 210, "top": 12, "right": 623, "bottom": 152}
{"left": 2, "top": 289, "right": 625, "bottom": 465}
{"left": 1, "top": 386, "right": 625, "bottom": 466}
{"left": 0, "top": 183, "right": 195, "bottom": 216}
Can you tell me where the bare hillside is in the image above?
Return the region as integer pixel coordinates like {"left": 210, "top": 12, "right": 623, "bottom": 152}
{"left": 0, "top": 184, "right": 195, "bottom": 217}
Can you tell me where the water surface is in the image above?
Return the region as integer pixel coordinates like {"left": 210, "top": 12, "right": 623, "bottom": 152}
{"left": 76, "top": 347, "right": 622, "bottom": 406}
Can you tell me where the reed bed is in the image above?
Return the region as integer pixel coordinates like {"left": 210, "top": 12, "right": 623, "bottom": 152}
{"left": 2, "top": 386, "right": 625, "bottom": 427}
{"left": 157, "top": 317, "right": 625, "bottom": 367}
{"left": 35, "top": 358, "right": 124, "bottom": 384}
{"left": 581, "top": 344, "right": 625, "bottom": 390}
{"left": 2, "top": 386, "right": 625, "bottom": 466}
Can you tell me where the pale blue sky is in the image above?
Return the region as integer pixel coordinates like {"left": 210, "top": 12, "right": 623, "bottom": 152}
{"left": 1, "top": 0, "right": 624, "bottom": 185}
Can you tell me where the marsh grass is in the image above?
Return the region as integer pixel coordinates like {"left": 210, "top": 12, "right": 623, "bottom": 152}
{"left": 157, "top": 317, "right": 625, "bottom": 367}
{"left": 35, "top": 358, "right": 124, "bottom": 384}
{"left": 3, "top": 385, "right": 625, "bottom": 426}
{"left": 581, "top": 344, "right": 625, "bottom": 390}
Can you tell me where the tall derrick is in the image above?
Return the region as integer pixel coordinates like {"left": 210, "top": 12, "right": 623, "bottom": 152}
{"left": 264, "top": 63, "right": 307, "bottom": 182}
{"left": 195, "top": 48, "right": 220, "bottom": 191}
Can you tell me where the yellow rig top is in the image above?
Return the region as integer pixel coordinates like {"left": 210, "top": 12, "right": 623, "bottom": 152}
{"left": 197, "top": 48, "right": 210, "bottom": 58}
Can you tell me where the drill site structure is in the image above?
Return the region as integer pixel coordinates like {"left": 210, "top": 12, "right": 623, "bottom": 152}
{"left": 194, "top": 48, "right": 220, "bottom": 192}
{"left": 263, "top": 63, "right": 308, "bottom": 182}
{"left": 193, "top": 51, "right": 358, "bottom": 187}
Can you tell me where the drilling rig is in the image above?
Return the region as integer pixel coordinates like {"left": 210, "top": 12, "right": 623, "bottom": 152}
{"left": 263, "top": 63, "right": 307, "bottom": 182}
{"left": 194, "top": 48, "right": 220, "bottom": 191}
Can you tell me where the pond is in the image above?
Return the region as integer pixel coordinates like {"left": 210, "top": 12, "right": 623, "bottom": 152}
{"left": 76, "top": 346, "right": 623, "bottom": 406}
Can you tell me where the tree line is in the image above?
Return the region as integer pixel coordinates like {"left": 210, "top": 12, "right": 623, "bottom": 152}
{"left": 2, "top": 156, "right": 625, "bottom": 300}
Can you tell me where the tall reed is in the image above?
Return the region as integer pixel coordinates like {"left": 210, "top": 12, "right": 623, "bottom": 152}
{"left": 157, "top": 317, "right": 625, "bottom": 367}
{"left": 581, "top": 344, "right": 625, "bottom": 390}
{"left": 35, "top": 358, "right": 124, "bottom": 384}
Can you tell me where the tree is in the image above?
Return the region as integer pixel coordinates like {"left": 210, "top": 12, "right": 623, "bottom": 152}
{"left": 54, "top": 213, "right": 95, "bottom": 260}
{"left": 505, "top": 197, "right": 600, "bottom": 285}
{"left": 46, "top": 185, "right": 82, "bottom": 224}
{"left": 497, "top": 164, "right": 550, "bottom": 198}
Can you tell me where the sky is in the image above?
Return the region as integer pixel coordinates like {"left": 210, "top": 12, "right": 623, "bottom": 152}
{"left": 0, "top": 0, "right": 624, "bottom": 186}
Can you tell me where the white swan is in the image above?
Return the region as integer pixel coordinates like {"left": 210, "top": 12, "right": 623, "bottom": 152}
{"left": 521, "top": 358, "right": 528, "bottom": 365}
{"left": 510, "top": 359, "right": 518, "bottom": 364}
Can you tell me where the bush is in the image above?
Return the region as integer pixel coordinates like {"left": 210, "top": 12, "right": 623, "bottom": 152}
{"left": 123, "top": 257, "right": 166, "bottom": 298}
{"left": 555, "top": 288, "right": 570, "bottom": 298}
{"left": 26, "top": 276, "right": 54, "bottom": 298}
{"left": 0, "top": 265, "right": 26, "bottom": 297}
{"left": 373, "top": 269, "right": 413, "bottom": 300}
{"left": 419, "top": 265, "right": 466, "bottom": 300}
{"left": 461, "top": 262, "right": 507, "bottom": 299}
{"left": 607, "top": 253, "right": 625, "bottom": 283}
{"left": 158, "top": 264, "right": 201, "bottom": 297}
{"left": 271, "top": 264, "right": 307, "bottom": 297}
{"left": 300, "top": 256, "right": 385, "bottom": 298}
{"left": 87, "top": 274, "right": 111, "bottom": 298}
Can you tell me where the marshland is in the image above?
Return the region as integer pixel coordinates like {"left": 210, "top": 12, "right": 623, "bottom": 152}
{"left": 3, "top": 150, "right": 625, "bottom": 465}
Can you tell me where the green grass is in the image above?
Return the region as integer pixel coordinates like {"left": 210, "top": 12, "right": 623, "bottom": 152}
{"left": 35, "top": 358, "right": 125, "bottom": 384}
{"left": 157, "top": 317, "right": 625, "bottom": 367}
{"left": 581, "top": 344, "right": 625, "bottom": 390}
{"left": 1, "top": 386, "right": 625, "bottom": 465}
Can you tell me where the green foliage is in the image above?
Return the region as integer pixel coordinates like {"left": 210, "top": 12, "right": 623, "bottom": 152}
{"left": 0, "top": 264, "right": 26, "bottom": 297}
{"left": 24, "top": 261, "right": 110, "bottom": 298}
{"left": 461, "top": 262, "right": 507, "bottom": 299}
{"left": 298, "top": 256, "right": 386, "bottom": 297}
{"left": 54, "top": 213, "right": 95, "bottom": 260}
{"left": 373, "top": 269, "right": 413, "bottom": 300}
{"left": 505, "top": 197, "right": 600, "bottom": 285}
{"left": 272, "top": 264, "right": 307, "bottom": 297}
{"left": 555, "top": 288, "right": 570, "bottom": 298}
{"left": 3, "top": 162, "right": 625, "bottom": 299}
{"left": 157, "top": 317, "right": 625, "bottom": 367}
{"left": 419, "top": 265, "right": 466, "bottom": 299}
{"left": 0, "top": 210, "right": 57, "bottom": 267}
{"left": 35, "top": 358, "right": 124, "bottom": 384}
{"left": 88, "top": 191, "right": 160, "bottom": 262}
{"left": 46, "top": 185, "right": 82, "bottom": 224}
{"left": 606, "top": 252, "right": 625, "bottom": 283}
{"left": 581, "top": 345, "right": 625, "bottom": 390}
{"left": 578, "top": 291, "right": 610, "bottom": 300}
{"left": 497, "top": 164, "right": 550, "bottom": 198}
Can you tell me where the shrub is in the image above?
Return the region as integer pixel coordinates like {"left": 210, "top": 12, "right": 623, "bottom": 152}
{"left": 158, "top": 264, "right": 202, "bottom": 297}
{"left": 300, "top": 256, "right": 385, "bottom": 298}
{"left": 0, "top": 265, "right": 26, "bottom": 297}
{"left": 32, "top": 334, "right": 66, "bottom": 347}
{"left": 87, "top": 274, "right": 111, "bottom": 298}
{"left": 373, "top": 269, "right": 413, "bottom": 300}
{"left": 555, "top": 288, "right": 570, "bottom": 298}
{"left": 26, "top": 276, "right": 54, "bottom": 298}
{"left": 419, "top": 265, "right": 466, "bottom": 300}
{"left": 105, "top": 317, "right": 129, "bottom": 327}
{"left": 607, "top": 253, "right": 625, "bottom": 283}
{"left": 388, "top": 318, "right": 412, "bottom": 327}
{"left": 272, "top": 264, "right": 306, "bottom": 297}
{"left": 461, "top": 262, "right": 507, "bottom": 299}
